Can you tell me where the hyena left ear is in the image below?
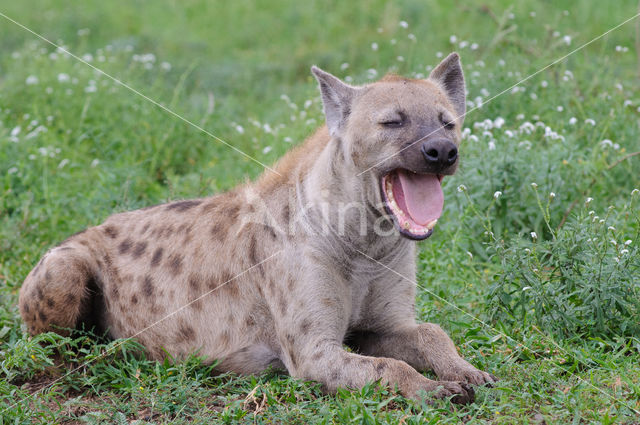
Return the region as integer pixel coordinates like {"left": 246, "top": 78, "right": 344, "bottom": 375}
{"left": 429, "top": 52, "right": 466, "bottom": 119}
{"left": 311, "top": 66, "right": 358, "bottom": 138}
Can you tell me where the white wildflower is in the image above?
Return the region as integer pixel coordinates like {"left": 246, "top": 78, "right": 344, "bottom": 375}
{"left": 262, "top": 146, "right": 272, "bottom": 154}
{"left": 25, "top": 75, "right": 39, "bottom": 85}
{"left": 399, "top": 20, "right": 409, "bottom": 28}
{"left": 531, "top": 232, "right": 538, "bottom": 240}
{"left": 58, "top": 159, "right": 69, "bottom": 169}
{"left": 457, "top": 184, "right": 467, "bottom": 192}
{"left": 91, "top": 159, "right": 100, "bottom": 167}
{"left": 531, "top": 182, "right": 538, "bottom": 188}
{"left": 371, "top": 42, "right": 378, "bottom": 51}
{"left": 585, "top": 118, "right": 596, "bottom": 126}
{"left": 493, "top": 191, "right": 502, "bottom": 199}
{"left": 568, "top": 117, "right": 577, "bottom": 125}
{"left": 8, "top": 167, "right": 18, "bottom": 174}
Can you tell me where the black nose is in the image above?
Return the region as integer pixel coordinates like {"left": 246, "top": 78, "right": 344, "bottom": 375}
{"left": 421, "top": 139, "right": 458, "bottom": 168}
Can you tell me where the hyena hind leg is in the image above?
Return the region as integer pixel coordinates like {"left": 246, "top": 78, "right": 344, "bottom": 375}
{"left": 19, "top": 244, "right": 104, "bottom": 337}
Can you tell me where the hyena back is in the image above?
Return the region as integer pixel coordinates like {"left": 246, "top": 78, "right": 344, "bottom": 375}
{"left": 20, "top": 52, "right": 496, "bottom": 403}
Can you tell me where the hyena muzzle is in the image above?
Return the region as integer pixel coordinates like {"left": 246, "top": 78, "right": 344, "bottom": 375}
{"left": 19, "top": 52, "right": 496, "bottom": 404}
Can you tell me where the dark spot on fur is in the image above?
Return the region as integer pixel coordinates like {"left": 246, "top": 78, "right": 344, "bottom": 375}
{"left": 175, "top": 322, "right": 196, "bottom": 343}
{"left": 23, "top": 303, "right": 30, "bottom": 313}
{"left": 375, "top": 361, "right": 387, "bottom": 374}
{"left": 103, "top": 225, "right": 119, "bottom": 239}
{"left": 279, "top": 298, "right": 287, "bottom": 316}
{"left": 210, "top": 223, "right": 224, "bottom": 239}
{"left": 58, "top": 247, "right": 73, "bottom": 252}
{"left": 45, "top": 297, "right": 55, "bottom": 308}
{"left": 111, "top": 285, "right": 120, "bottom": 301}
{"left": 248, "top": 235, "right": 265, "bottom": 277}
{"left": 65, "top": 293, "right": 76, "bottom": 304}
{"left": 167, "top": 254, "right": 183, "bottom": 276}
{"left": 223, "top": 204, "right": 240, "bottom": 221}
{"left": 282, "top": 204, "right": 290, "bottom": 224}
{"left": 166, "top": 200, "right": 202, "bottom": 212}
{"left": 330, "top": 369, "right": 340, "bottom": 382}
{"left": 141, "top": 222, "right": 151, "bottom": 234}
{"left": 299, "top": 319, "right": 311, "bottom": 335}
{"left": 245, "top": 316, "right": 256, "bottom": 327}
{"left": 142, "top": 276, "right": 154, "bottom": 298}
{"left": 132, "top": 241, "right": 147, "bottom": 258}
{"left": 38, "top": 310, "right": 48, "bottom": 322}
{"left": 150, "top": 247, "right": 163, "bottom": 267}
{"left": 36, "top": 285, "right": 45, "bottom": 301}
{"left": 131, "top": 294, "right": 138, "bottom": 305}
{"left": 286, "top": 333, "right": 295, "bottom": 346}
{"left": 311, "top": 352, "right": 322, "bottom": 361}
{"left": 188, "top": 274, "right": 200, "bottom": 291}
{"left": 118, "top": 239, "right": 132, "bottom": 254}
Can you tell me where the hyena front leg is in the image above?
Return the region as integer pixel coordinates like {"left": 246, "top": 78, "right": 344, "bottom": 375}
{"left": 267, "top": 281, "right": 475, "bottom": 402}
{"left": 347, "top": 324, "right": 497, "bottom": 386}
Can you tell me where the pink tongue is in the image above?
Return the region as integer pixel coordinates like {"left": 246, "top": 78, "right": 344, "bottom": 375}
{"left": 397, "top": 171, "right": 443, "bottom": 225}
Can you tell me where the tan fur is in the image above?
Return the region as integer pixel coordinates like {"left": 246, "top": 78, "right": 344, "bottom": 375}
{"left": 19, "top": 53, "right": 495, "bottom": 404}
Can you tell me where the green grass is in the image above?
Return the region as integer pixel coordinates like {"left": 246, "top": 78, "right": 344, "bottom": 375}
{"left": 1, "top": 0, "right": 640, "bottom": 423}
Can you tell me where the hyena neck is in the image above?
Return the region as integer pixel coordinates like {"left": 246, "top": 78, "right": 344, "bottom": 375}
{"left": 295, "top": 131, "right": 408, "bottom": 258}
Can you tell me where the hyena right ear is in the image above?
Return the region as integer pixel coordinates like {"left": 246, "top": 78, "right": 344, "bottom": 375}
{"left": 429, "top": 52, "right": 466, "bottom": 119}
{"left": 311, "top": 66, "right": 358, "bottom": 138}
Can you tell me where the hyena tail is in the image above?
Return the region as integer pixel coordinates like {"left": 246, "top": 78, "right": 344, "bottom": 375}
{"left": 19, "top": 234, "right": 105, "bottom": 336}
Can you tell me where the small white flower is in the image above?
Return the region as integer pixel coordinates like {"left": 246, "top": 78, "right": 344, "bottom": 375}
{"left": 283, "top": 136, "right": 292, "bottom": 143}
{"left": 524, "top": 248, "right": 531, "bottom": 253}
{"left": 235, "top": 125, "right": 244, "bottom": 134}
{"left": 540, "top": 80, "right": 548, "bottom": 88}
{"left": 457, "top": 184, "right": 467, "bottom": 192}
{"left": 11, "top": 126, "right": 21, "bottom": 137}
{"left": 161, "top": 61, "right": 172, "bottom": 71}
{"left": 57, "top": 73, "right": 70, "bottom": 83}
{"left": 26, "top": 75, "right": 39, "bottom": 85}
{"left": 531, "top": 232, "right": 538, "bottom": 240}
{"left": 631, "top": 189, "right": 639, "bottom": 195}
{"left": 600, "top": 139, "right": 613, "bottom": 148}
{"left": 493, "top": 191, "right": 502, "bottom": 199}
{"left": 568, "top": 117, "right": 577, "bottom": 125}
{"left": 8, "top": 167, "right": 18, "bottom": 174}
{"left": 466, "top": 251, "right": 473, "bottom": 259}
{"left": 449, "top": 35, "right": 458, "bottom": 44}
{"left": 610, "top": 239, "right": 617, "bottom": 246}
{"left": 58, "top": 159, "right": 69, "bottom": 169}
{"left": 531, "top": 182, "right": 538, "bottom": 188}
{"left": 470, "top": 43, "right": 479, "bottom": 50}
{"left": 436, "top": 51, "right": 443, "bottom": 58}
{"left": 556, "top": 106, "right": 564, "bottom": 112}
{"left": 608, "top": 226, "right": 616, "bottom": 231}
{"left": 585, "top": 118, "right": 596, "bottom": 126}
{"left": 82, "top": 53, "right": 93, "bottom": 62}
{"left": 488, "top": 141, "right": 496, "bottom": 150}
{"left": 396, "top": 56, "right": 405, "bottom": 62}
{"left": 562, "top": 35, "right": 571, "bottom": 45}
{"left": 399, "top": 20, "right": 409, "bottom": 28}
{"left": 620, "top": 249, "right": 629, "bottom": 255}
{"left": 549, "top": 192, "right": 556, "bottom": 199}
{"left": 585, "top": 197, "right": 594, "bottom": 205}
{"left": 522, "top": 286, "right": 532, "bottom": 291}
{"left": 624, "top": 240, "right": 632, "bottom": 245}
{"left": 262, "top": 146, "right": 272, "bottom": 154}
{"left": 340, "top": 62, "right": 349, "bottom": 70}
{"left": 371, "top": 42, "right": 379, "bottom": 51}
{"left": 91, "top": 159, "right": 100, "bottom": 167}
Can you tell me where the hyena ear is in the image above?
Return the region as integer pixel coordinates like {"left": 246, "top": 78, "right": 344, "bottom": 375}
{"left": 429, "top": 52, "right": 466, "bottom": 119}
{"left": 311, "top": 66, "right": 358, "bottom": 138}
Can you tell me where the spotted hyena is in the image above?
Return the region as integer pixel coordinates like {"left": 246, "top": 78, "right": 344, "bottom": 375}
{"left": 19, "top": 53, "right": 496, "bottom": 403}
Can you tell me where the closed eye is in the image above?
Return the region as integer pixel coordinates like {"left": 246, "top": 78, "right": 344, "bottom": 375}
{"left": 440, "top": 112, "right": 455, "bottom": 130}
{"left": 379, "top": 112, "right": 406, "bottom": 128}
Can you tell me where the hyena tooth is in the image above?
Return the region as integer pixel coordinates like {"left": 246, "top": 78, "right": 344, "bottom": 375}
{"left": 426, "top": 219, "right": 438, "bottom": 230}
{"left": 404, "top": 221, "right": 411, "bottom": 229}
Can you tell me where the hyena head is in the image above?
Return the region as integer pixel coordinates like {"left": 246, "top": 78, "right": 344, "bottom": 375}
{"left": 311, "top": 52, "right": 465, "bottom": 240}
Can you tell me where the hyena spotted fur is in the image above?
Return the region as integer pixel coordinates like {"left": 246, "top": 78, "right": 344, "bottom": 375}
{"left": 20, "top": 53, "right": 496, "bottom": 403}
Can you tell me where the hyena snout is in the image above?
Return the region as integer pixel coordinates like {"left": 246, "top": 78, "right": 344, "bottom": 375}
{"left": 421, "top": 139, "right": 458, "bottom": 172}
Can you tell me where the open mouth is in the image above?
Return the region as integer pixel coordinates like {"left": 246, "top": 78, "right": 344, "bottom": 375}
{"left": 381, "top": 170, "right": 444, "bottom": 240}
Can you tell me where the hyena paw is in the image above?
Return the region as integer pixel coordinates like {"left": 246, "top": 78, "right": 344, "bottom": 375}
{"left": 432, "top": 381, "right": 475, "bottom": 404}
{"left": 438, "top": 360, "right": 498, "bottom": 387}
